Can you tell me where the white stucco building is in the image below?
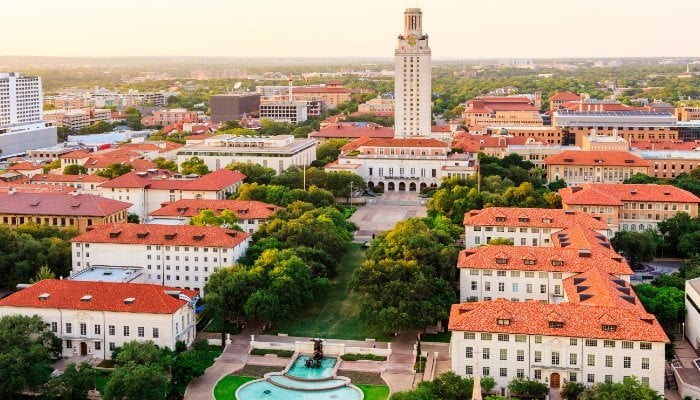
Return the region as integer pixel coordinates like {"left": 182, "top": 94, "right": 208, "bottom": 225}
{"left": 176, "top": 135, "right": 316, "bottom": 173}
{"left": 98, "top": 169, "right": 246, "bottom": 221}
{"left": 0, "top": 279, "right": 196, "bottom": 359}
{"left": 70, "top": 223, "right": 250, "bottom": 294}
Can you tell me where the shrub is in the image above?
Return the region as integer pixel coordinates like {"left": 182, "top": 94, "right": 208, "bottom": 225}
{"left": 249, "top": 348, "right": 294, "bottom": 357}
{"left": 508, "top": 377, "right": 549, "bottom": 399}
{"left": 340, "top": 353, "right": 387, "bottom": 362}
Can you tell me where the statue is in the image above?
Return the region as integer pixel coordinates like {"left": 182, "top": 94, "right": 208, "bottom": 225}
{"left": 304, "top": 338, "right": 324, "bottom": 368}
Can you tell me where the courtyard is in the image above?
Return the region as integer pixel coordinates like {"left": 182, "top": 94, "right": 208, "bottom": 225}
{"left": 351, "top": 191, "right": 428, "bottom": 242}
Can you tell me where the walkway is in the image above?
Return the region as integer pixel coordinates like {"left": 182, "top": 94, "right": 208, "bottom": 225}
{"left": 351, "top": 192, "right": 427, "bottom": 242}
{"left": 382, "top": 331, "right": 421, "bottom": 394}
{"left": 183, "top": 327, "right": 254, "bottom": 400}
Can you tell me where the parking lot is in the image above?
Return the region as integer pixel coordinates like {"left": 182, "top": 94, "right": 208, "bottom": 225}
{"left": 350, "top": 192, "right": 428, "bottom": 242}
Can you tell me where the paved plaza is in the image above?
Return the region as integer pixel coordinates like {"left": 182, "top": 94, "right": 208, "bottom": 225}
{"left": 351, "top": 192, "right": 428, "bottom": 241}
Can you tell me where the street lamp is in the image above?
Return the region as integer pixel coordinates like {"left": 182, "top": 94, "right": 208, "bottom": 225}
{"left": 349, "top": 181, "right": 353, "bottom": 205}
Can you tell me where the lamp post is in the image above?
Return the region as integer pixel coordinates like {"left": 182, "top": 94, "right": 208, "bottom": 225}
{"left": 349, "top": 181, "right": 353, "bottom": 205}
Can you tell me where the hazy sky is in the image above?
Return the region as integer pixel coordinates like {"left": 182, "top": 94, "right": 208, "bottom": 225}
{"left": 2, "top": 0, "right": 699, "bottom": 58}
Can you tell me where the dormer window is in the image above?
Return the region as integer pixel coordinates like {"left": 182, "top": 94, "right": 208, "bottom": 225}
{"left": 497, "top": 318, "right": 511, "bottom": 326}
{"left": 496, "top": 258, "right": 509, "bottom": 265}
{"left": 548, "top": 321, "right": 564, "bottom": 329}
{"left": 551, "top": 260, "right": 564, "bottom": 267}
{"left": 518, "top": 217, "right": 529, "bottom": 223}
{"left": 602, "top": 324, "right": 617, "bottom": 332}
{"left": 523, "top": 259, "right": 536, "bottom": 265}
{"left": 542, "top": 218, "right": 552, "bottom": 223}
{"left": 495, "top": 217, "right": 506, "bottom": 222}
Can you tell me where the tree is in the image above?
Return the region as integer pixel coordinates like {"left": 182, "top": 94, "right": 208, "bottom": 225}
{"left": 43, "top": 159, "right": 61, "bottom": 173}
{"left": 113, "top": 341, "right": 172, "bottom": 369}
{"left": 102, "top": 363, "right": 168, "bottom": 400}
{"left": 227, "top": 162, "right": 276, "bottom": 185}
{"left": 325, "top": 171, "right": 366, "bottom": 198}
{"left": 152, "top": 157, "right": 178, "bottom": 172}
{"left": 507, "top": 377, "right": 549, "bottom": 398}
{"left": 0, "top": 315, "right": 62, "bottom": 398}
{"left": 312, "top": 139, "right": 349, "bottom": 167}
{"left": 487, "top": 237, "right": 514, "bottom": 245}
{"left": 63, "top": 164, "right": 88, "bottom": 175}
{"left": 180, "top": 156, "right": 210, "bottom": 175}
{"left": 610, "top": 230, "right": 657, "bottom": 268}
{"left": 561, "top": 381, "right": 586, "bottom": 400}
{"left": 170, "top": 340, "right": 213, "bottom": 394}
{"left": 204, "top": 266, "right": 257, "bottom": 340}
{"left": 481, "top": 375, "right": 496, "bottom": 395}
{"left": 659, "top": 212, "right": 700, "bottom": 257}
{"left": 190, "top": 209, "right": 241, "bottom": 230}
{"left": 127, "top": 213, "right": 140, "bottom": 224}
{"left": 580, "top": 376, "right": 662, "bottom": 400}
{"left": 634, "top": 283, "right": 685, "bottom": 325}
{"left": 79, "top": 120, "right": 113, "bottom": 135}
{"left": 44, "top": 361, "right": 96, "bottom": 400}
{"left": 31, "top": 264, "right": 56, "bottom": 283}
{"left": 125, "top": 108, "right": 142, "bottom": 130}
{"left": 96, "top": 163, "right": 132, "bottom": 179}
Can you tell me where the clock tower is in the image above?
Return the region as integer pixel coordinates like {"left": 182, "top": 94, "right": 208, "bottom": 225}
{"left": 394, "top": 8, "right": 432, "bottom": 138}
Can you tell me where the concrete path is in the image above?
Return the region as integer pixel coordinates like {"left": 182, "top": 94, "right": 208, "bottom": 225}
{"left": 351, "top": 192, "right": 427, "bottom": 241}
{"left": 382, "top": 331, "right": 421, "bottom": 395}
{"left": 184, "top": 327, "right": 254, "bottom": 400}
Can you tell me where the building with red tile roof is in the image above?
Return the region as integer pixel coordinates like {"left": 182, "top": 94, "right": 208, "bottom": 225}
{"left": 148, "top": 199, "right": 282, "bottom": 233}
{"left": 0, "top": 279, "right": 196, "bottom": 359}
{"left": 308, "top": 123, "right": 394, "bottom": 144}
{"left": 98, "top": 169, "right": 246, "bottom": 221}
{"left": 451, "top": 205, "right": 667, "bottom": 393}
{"left": 29, "top": 174, "right": 109, "bottom": 194}
{"left": 0, "top": 191, "right": 130, "bottom": 232}
{"left": 463, "top": 96, "right": 543, "bottom": 128}
{"left": 545, "top": 150, "right": 651, "bottom": 186}
{"left": 559, "top": 183, "right": 699, "bottom": 232}
{"left": 70, "top": 223, "right": 250, "bottom": 295}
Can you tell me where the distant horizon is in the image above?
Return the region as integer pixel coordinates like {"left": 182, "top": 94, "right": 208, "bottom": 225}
{"left": 1, "top": 0, "right": 699, "bottom": 59}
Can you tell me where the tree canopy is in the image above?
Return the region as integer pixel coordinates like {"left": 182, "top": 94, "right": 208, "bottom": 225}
{"left": 610, "top": 230, "right": 658, "bottom": 268}
{"left": 180, "top": 156, "right": 210, "bottom": 175}
{"left": 152, "top": 157, "right": 178, "bottom": 172}
{"left": 63, "top": 164, "right": 88, "bottom": 175}
{"left": 189, "top": 209, "right": 241, "bottom": 230}
{"left": 95, "top": 163, "right": 132, "bottom": 179}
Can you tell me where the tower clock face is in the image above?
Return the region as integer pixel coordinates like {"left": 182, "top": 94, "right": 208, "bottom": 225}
{"left": 407, "top": 35, "right": 417, "bottom": 46}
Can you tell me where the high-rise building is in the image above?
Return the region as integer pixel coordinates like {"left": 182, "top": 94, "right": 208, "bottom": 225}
{"left": 393, "top": 8, "right": 432, "bottom": 138}
{"left": 0, "top": 72, "right": 57, "bottom": 158}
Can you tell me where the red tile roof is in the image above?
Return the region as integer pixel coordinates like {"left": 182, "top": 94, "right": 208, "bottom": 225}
{"left": 458, "top": 245, "right": 630, "bottom": 275}
{"left": 60, "top": 150, "right": 91, "bottom": 160}
{"left": 0, "top": 192, "right": 131, "bottom": 217}
{"left": 119, "top": 142, "right": 183, "bottom": 152}
{"left": 0, "top": 183, "right": 74, "bottom": 194}
{"left": 549, "top": 91, "right": 581, "bottom": 102}
{"left": 71, "top": 223, "right": 249, "bottom": 248}
{"left": 310, "top": 124, "right": 394, "bottom": 139}
{"left": 99, "top": 169, "right": 245, "bottom": 191}
{"left": 463, "top": 207, "right": 608, "bottom": 231}
{"left": 545, "top": 151, "right": 651, "bottom": 167}
{"left": 0, "top": 279, "right": 195, "bottom": 314}
{"left": 149, "top": 199, "right": 282, "bottom": 219}
{"left": 30, "top": 174, "right": 109, "bottom": 184}
{"left": 448, "top": 299, "right": 667, "bottom": 342}
{"left": 560, "top": 183, "right": 700, "bottom": 205}
{"left": 186, "top": 133, "right": 213, "bottom": 141}
{"left": 8, "top": 161, "right": 43, "bottom": 171}
{"left": 348, "top": 138, "right": 448, "bottom": 150}
{"left": 465, "top": 97, "right": 539, "bottom": 113}
{"left": 630, "top": 140, "right": 700, "bottom": 151}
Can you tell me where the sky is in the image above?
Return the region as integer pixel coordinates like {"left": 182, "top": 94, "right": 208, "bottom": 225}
{"left": 2, "top": 0, "right": 699, "bottom": 59}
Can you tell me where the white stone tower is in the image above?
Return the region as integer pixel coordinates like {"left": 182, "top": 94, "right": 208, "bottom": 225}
{"left": 394, "top": 8, "right": 432, "bottom": 138}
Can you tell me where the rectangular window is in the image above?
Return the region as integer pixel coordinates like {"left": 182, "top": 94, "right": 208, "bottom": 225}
{"left": 500, "top": 349, "right": 507, "bottom": 361}
{"left": 51, "top": 322, "right": 58, "bottom": 332}
{"left": 138, "top": 327, "right": 145, "bottom": 337}
{"left": 498, "top": 334, "right": 509, "bottom": 342}
{"left": 483, "top": 367, "right": 490, "bottom": 376}
{"left": 534, "top": 370, "right": 542, "bottom": 380}
{"left": 585, "top": 339, "right": 598, "bottom": 347}
{"left": 109, "top": 342, "right": 115, "bottom": 351}
{"left": 641, "top": 377, "right": 649, "bottom": 386}
{"left": 66, "top": 340, "right": 72, "bottom": 349}
{"left": 80, "top": 323, "right": 87, "bottom": 336}
{"left": 515, "top": 335, "right": 526, "bottom": 343}
{"left": 500, "top": 368, "right": 507, "bottom": 377}
{"left": 623, "top": 356, "right": 631, "bottom": 369}
{"left": 464, "top": 332, "right": 475, "bottom": 340}
{"left": 95, "top": 342, "right": 101, "bottom": 351}
{"left": 640, "top": 342, "right": 652, "bottom": 350}
{"left": 517, "top": 350, "right": 525, "bottom": 362}
{"left": 466, "top": 365, "right": 473, "bottom": 375}
{"left": 605, "top": 355, "right": 613, "bottom": 368}
{"left": 66, "top": 323, "right": 72, "bottom": 334}
{"left": 642, "top": 358, "right": 650, "bottom": 370}
{"left": 570, "top": 353, "right": 577, "bottom": 365}
{"left": 551, "top": 351, "right": 560, "bottom": 365}
{"left": 569, "top": 372, "right": 577, "bottom": 382}
{"left": 622, "top": 341, "right": 633, "bottom": 349}
{"left": 94, "top": 325, "right": 101, "bottom": 335}
{"left": 570, "top": 338, "right": 578, "bottom": 346}
{"left": 587, "top": 374, "right": 595, "bottom": 383}
{"left": 587, "top": 354, "right": 595, "bottom": 366}
{"left": 534, "top": 351, "right": 542, "bottom": 363}
{"left": 109, "top": 325, "right": 115, "bottom": 335}
{"left": 153, "top": 328, "right": 159, "bottom": 338}
{"left": 483, "top": 348, "right": 490, "bottom": 360}
{"left": 465, "top": 347, "right": 473, "bottom": 358}
{"left": 534, "top": 336, "right": 542, "bottom": 344}
{"left": 605, "top": 375, "right": 613, "bottom": 384}
{"left": 517, "top": 369, "right": 525, "bottom": 378}
{"left": 603, "top": 340, "right": 615, "bottom": 348}
{"left": 123, "top": 326, "right": 130, "bottom": 337}
{"left": 481, "top": 333, "right": 492, "bottom": 341}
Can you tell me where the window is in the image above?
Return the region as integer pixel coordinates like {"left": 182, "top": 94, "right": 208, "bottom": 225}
{"left": 515, "top": 335, "right": 526, "bottom": 343}
{"left": 500, "top": 349, "right": 507, "bottom": 361}
{"left": 602, "top": 324, "right": 617, "bottom": 332}
{"left": 123, "top": 326, "right": 130, "bottom": 337}
{"left": 605, "top": 375, "right": 613, "bottom": 384}
{"left": 570, "top": 353, "right": 578, "bottom": 365}
{"left": 497, "top": 318, "right": 510, "bottom": 326}
{"left": 466, "top": 365, "right": 473, "bottom": 375}
{"left": 66, "top": 323, "right": 72, "bottom": 334}
{"left": 465, "top": 347, "right": 473, "bottom": 358}
{"left": 517, "top": 349, "right": 525, "bottom": 362}
{"left": 570, "top": 338, "right": 578, "bottom": 346}
{"left": 534, "top": 336, "right": 542, "bottom": 344}
{"left": 80, "top": 323, "right": 87, "bottom": 336}
{"left": 500, "top": 368, "right": 508, "bottom": 377}
{"left": 587, "top": 354, "right": 595, "bottom": 366}
{"left": 623, "top": 356, "right": 631, "bottom": 369}
{"left": 109, "top": 342, "right": 116, "bottom": 351}
{"left": 642, "top": 357, "right": 650, "bottom": 370}
{"left": 569, "top": 372, "right": 577, "bottom": 382}
{"left": 498, "top": 334, "right": 509, "bottom": 342}
{"left": 464, "top": 332, "right": 475, "bottom": 340}
{"left": 517, "top": 369, "right": 525, "bottom": 378}
{"left": 498, "top": 282, "right": 505, "bottom": 292}
{"left": 95, "top": 342, "right": 101, "bottom": 351}
{"left": 585, "top": 339, "right": 598, "bottom": 347}
{"left": 51, "top": 322, "right": 57, "bottom": 332}
{"left": 483, "top": 367, "right": 490, "bottom": 376}
{"left": 603, "top": 340, "right": 615, "bottom": 348}
{"left": 534, "top": 351, "right": 542, "bottom": 363}
{"left": 109, "top": 325, "right": 115, "bottom": 335}
{"left": 605, "top": 355, "right": 613, "bottom": 368}
{"left": 496, "top": 270, "right": 506, "bottom": 276}
{"left": 622, "top": 341, "right": 633, "bottom": 349}
{"left": 587, "top": 374, "right": 595, "bottom": 383}
{"left": 551, "top": 351, "right": 560, "bottom": 365}
{"left": 471, "top": 281, "right": 478, "bottom": 290}
{"left": 540, "top": 285, "right": 547, "bottom": 294}
{"left": 153, "top": 328, "right": 160, "bottom": 338}
{"left": 95, "top": 325, "right": 101, "bottom": 335}
{"left": 534, "top": 370, "right": 542, "bottom": 380}
{"left": 66, "top": 340, "right": 72, "bottom": 349}
{"left": 481, "top": 333, "right": 492, "bottom": 341}
{"left": 641, "top": 377, "right": 649, "bottom": 386}
{"left": 483, "top": 348, "right": 490, "bottom": 360}
{"left": 138, "top": 327, "right": 145, "bottom": 337}
{"left": 640, "top": 342, "right": 652, "bottom": 350}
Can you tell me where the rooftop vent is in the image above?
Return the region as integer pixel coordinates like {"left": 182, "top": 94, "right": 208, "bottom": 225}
{"left": 579, "top": 294, "right": 593, "bottom": 302}
{"left": 573, "top": 277, "right": 587, "bottom": 285}
{"left": 193, "top": 234, "right": 205, "bottom": 241}
{"left": 620, "top": 295, "right": 636, "bottom": 304}
{"left": 80, "top": 295, "right": 92, "bottom": 302}
{"left": 576, "top": 285, "right": 589, "bottom": 293}
{"left": 664, "top": 191, "right": 671, "bottom": 195}
{"left": 102, "top": 271, "right": 112, "bottom": 275}
{"left": 136, "top": 232, "right": 149, "bottom": 239}
{"left": 612, "top": 279, "right": 626, "bottom": 287}
{"left": 616, "top": 287, "right": 631, "bottom": 295}
{"left": 38, "top": 293, "right": 50, "bottom": 301}
{"left": 564, "top": 158, "right": 574, "bottom": 162}
{"left": 164, "top": 233, "right": 177, "bottom": 240}
{"left": 630, "top": 189, "right": 637, "bottom": 195}
{"left": 109, "top": 231, "right": 122, "bottom": 238}
{"left": 578, "top": 249, "right": 592, "bottom": 258}
{"left": 124, "top": 297, "right": 136, "bottom": 304}
{"left": 564, "top": 210, "right": 575, "bottom": 215}
{"left": 548, "top": 321, "right": 564, "bottom": 329}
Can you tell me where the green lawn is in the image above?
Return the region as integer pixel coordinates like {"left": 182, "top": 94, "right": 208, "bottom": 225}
{"left": 94, "top": 369, "right": 111, "bottom": 394}
{"left": 267, "top": 244, "right": 394, "bottom": 341}
{"left": 213, "top": 375, "right": 257, "bottom": 400}
{"left": 358, "top": 384, "right": 390, "bottom": 400}
{"left": 421, "top": 331, "right": 452, "bottom": 343}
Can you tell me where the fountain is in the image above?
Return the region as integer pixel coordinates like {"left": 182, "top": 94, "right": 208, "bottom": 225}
{"left": 304, "top": 338, "right": 324, "bottom": 368}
